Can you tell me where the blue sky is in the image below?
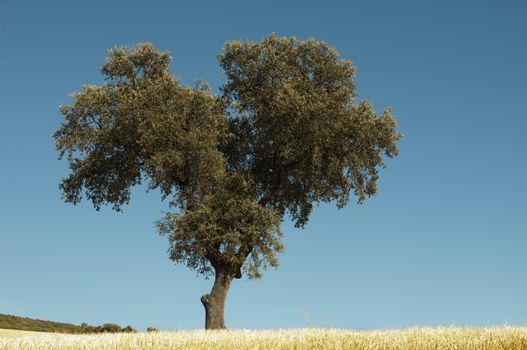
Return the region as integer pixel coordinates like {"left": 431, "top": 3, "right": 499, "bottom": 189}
{"left": 0, "top": 0, "right": 526, "bottom": 330}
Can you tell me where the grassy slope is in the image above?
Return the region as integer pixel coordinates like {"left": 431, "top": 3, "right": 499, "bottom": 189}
{"left": 0, "top": 314, "right": 82, "bottom": 334}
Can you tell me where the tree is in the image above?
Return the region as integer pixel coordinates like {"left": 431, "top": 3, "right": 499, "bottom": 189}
{"left": 54, "top": 34, "right": 400, "bottom": 329}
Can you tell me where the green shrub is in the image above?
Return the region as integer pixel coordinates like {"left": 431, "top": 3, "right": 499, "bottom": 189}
{"left": 122, "top": 325, "right": 137, "bottom": 333}
{"left": 99, "top": 323, "right": 122, "bottom": 333}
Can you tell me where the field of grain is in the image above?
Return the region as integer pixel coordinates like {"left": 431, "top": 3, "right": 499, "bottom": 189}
{"left": 0, "top": 328, "right": 54, "bottom": 339}
{"left": 1, "top": 327, "right": 526, "bottom": 350}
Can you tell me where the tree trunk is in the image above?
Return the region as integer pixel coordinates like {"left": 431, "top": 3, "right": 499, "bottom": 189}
{"left": 200, "top": 267, "right": 234, "bottom": 329}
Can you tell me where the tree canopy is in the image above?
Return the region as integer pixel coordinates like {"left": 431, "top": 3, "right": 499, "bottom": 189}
{"left": 54, "top": 34, "right": 400, "bottom": 282}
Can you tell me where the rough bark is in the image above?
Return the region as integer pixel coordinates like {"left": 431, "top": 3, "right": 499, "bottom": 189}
{"left": 201, "top": 267, "right": 234, "bottom": 329}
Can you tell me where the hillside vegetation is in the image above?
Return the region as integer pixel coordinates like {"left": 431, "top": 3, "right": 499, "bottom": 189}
{"left": 0, "top": 314, "right": 82, "bottom": 334}
{"left": 1, "top": 327, "right": 527, "bottom": 350}
{"left": 0, "top": 314, "right": 135, "bottom": 334}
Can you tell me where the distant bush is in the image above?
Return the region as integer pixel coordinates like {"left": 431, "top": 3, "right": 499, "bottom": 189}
{"left": 80, "top": 322, "right": 136, "bottom": 334}
{"left": 147, "top": 327, "right": 159, "bottom": 332}
{"left": 98, "top": 323, "right": 123, "bottom": 333}
{"left": 122, "top": 325, "right": 137, "bottom": 333}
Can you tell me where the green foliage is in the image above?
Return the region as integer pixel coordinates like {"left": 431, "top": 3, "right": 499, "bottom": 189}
{"left": 55, "top": 43, "right": 225, "bottom": 212}
{"left": 147, "top": 327, "right": 159, "bottom": 332}
{"left": 54, "top": 34, "right": 400, "bottom": 280}
{"left": 157, "top": 174, "right": 283, "bottom": 279}
{"left": 219, "top": 34, "right": 400, "bottom": 226}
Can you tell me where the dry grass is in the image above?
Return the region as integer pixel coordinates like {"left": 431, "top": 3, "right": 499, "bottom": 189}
{"left": 0, "top": 329, "right": 50, "bottom": 338}
{"left": 1, "top": 327, "right": 526, "bottom": 349}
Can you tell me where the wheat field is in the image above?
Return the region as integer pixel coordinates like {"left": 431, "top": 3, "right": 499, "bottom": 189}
{"left": 1, "top": 327, "right": 526, "bottom": 350}
{"left": 0, "top": 329, "right": 51, "bottom": 338}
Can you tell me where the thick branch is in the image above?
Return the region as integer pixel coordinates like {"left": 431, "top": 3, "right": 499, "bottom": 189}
{"left": 205, "top": 245, "right": 224, "bottom": 270}
{"left": 232, "top": 243, "right": 253, "bottom": 278}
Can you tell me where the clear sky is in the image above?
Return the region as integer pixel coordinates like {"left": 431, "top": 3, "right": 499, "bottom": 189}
{"left": 0, "top": 0, "right": 526, "bottom": 331}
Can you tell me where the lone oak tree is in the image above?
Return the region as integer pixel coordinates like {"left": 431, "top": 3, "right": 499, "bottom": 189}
{"left": 54, "top": 34, "right": 400, "bottom": 329}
